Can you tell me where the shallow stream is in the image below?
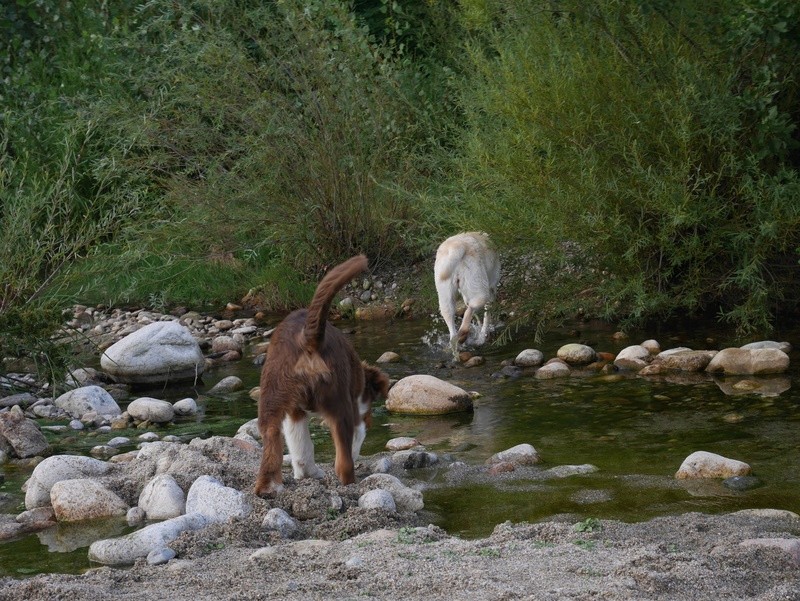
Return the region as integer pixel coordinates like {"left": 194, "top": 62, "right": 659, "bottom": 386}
{"left": 1, "top": 316, "right": 799, "bottom": 577}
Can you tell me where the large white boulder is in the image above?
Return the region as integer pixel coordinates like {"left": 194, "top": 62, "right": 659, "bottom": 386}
{"left": 100, "top": 321, "right": 205, "bottom": 385}
{"left": 614, "top": 345, "right": 651, "bottom": 371}
{"left": 487, "top": 443, "right": 541, "bottom": 466}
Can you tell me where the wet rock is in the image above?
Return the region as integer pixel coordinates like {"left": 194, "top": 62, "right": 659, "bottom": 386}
{"left": 376, "top": 351, "right": 401, "bottom": 364}
{"left": 714, "top": 376, "right": 791, "bottom": 397}
{"left": 493, "top": 365, "right": 522, "bottom": 379}
{"left": 706, "top": 348, "right": 790, "bottom": 375}
{"left": 675, "top": 451, "right": 751, "bottom": 479}
{"left": 385, "top": 437, "right": 419, "bottom": 451}
{"left": 100, "top": 321, "right": 205, "bottom": 385}
{"left": 614, "top": 345, "right": 651, "bottom": 371}
{"left": 0, "top": 405, "right": 49, "bottom": 458}
{"left": 487, "top": 443, "right": 541, "bottom": 466}
{"left": 385, "top": 375, "right": 472, "bottom": 415}
{"left": 127, "top": 397, "right": 174, "bottom": 424}
{"left": 535, "top": 360, "right": 570, "bottom": 379}
{"left": 210, "top": 335, "right": 241, "bottom": 354}
{"left": 208, "top": 376, "right": 244, "bottom": 394}
{"left": 557, "top": 343, "right": 597, "bottom": 365}
{"left": 723, "top": 475, "right": 762, "bottom": 491}
{"left": 173, "top": 397, "right": 199, "bottom": 416}
{"left": 126, "top": 506, "right": 146, "bottom": 526}
{"left": 488, "top": 461, "right": 516, "bottom": 476}
{"left": 639, "top": 350, "right": 717, "bottom": 375}
{"left": 514, "top": 349, "right": 544, "bottom": 367}
{"left": 463, "top": 356, "right": 485, "bottom": 368}
{"left": 394, "top": 450, "right": 438, "bottom": 469}
{"left": 50, "top": 479, "right": 129, "bottom": 522}
{"left": 543, "top": 464, "right": 599, "bottom": 478}
{"left": 54, "top": 385, "right": 121, "bottom": 419}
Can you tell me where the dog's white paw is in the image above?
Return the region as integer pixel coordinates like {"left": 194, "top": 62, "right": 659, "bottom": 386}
{"left": 294, "top": 462, "right": 325, "bottom": 480}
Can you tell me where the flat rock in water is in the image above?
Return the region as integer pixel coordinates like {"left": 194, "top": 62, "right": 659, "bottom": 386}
{"left": 706, "top": 348, "right": 790, "bottom": 375}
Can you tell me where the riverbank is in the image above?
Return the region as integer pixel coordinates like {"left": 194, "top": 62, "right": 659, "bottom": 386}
{"left": 2, "top": 508, "right": 799, "bottom": 600}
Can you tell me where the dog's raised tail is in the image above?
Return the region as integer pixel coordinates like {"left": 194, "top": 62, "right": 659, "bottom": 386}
{"left": 435, "top": 243, "right": 466, "bottom": 282}
{"left": 303, "top": 254, "right": 368, "bottom": 353}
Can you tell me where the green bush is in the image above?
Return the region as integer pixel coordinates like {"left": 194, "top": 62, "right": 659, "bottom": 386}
{"left": 449, "top": 0, "right": 800, "bottom": 335}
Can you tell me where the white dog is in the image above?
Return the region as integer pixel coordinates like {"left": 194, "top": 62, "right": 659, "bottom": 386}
{"left": 434, "top": 232, "right": 500, "bottom": 353}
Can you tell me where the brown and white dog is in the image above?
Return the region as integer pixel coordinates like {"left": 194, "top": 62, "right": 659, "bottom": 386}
{"left": 254, "top": 255, "right": 390, "bottom": 496}
{"left": 434, "top": 232, "right": 500, "bottom": 354}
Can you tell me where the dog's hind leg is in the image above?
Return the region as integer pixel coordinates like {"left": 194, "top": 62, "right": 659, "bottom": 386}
{"left": 477, "top": 305, "right": 492, "bottom": 345}
{"left": 329, "top": 417, "right": 356, "bottom": 485}
{"left": 255, "top": 412, "right": 286, "bottom": 496}
{"left": 435, "top": 276, "right": 459, "bottom": 346}
{"left": 457, "top": 305, "right": 474, "bottom": 344}
{"left": 283, "top": 409, "right": 324, "bottom": 480}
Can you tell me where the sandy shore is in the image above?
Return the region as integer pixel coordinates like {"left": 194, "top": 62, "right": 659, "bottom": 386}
{"left": 2, "top": 508, "right": 799, "bottom": 601}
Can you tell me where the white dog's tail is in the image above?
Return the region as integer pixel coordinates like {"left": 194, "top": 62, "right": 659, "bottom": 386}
{"left": 435, "top": 245, "right": 466, "bottom": 282}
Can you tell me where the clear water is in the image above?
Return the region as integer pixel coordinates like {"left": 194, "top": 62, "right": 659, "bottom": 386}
{"left": 1, "top": 316, "right": 799, "bottom": 577}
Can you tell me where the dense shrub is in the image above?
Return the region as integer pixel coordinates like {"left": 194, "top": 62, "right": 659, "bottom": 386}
{"left": 449, "top": 0, "right": 800, "bottom": 335}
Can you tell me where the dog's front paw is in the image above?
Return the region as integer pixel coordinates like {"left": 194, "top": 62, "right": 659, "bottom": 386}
{"left": 306, "top": 464, "right": 325, "bottom": 479}
{"left": 292, "top": 462, "right": 325, "bottom": 480}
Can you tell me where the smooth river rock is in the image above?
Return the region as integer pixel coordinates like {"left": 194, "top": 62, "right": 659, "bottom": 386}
{"left": 675, "top": 451, "right": 751, "bottom": 479}
{"left": 385, "top": 375, "right": 472, "bottom": 415}
{"left": 706, "top": 347, "right": 790, "bottom": 376}
{"left": 50, "top": 479, "right": 129, "bottom": 522}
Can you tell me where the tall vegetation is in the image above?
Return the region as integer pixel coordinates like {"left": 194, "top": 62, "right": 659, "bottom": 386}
{"left": 450, "top": 0, "right": 800, "bottom": 334}
{"left": 2, "top": 0, "right": 800, "bottom": 382}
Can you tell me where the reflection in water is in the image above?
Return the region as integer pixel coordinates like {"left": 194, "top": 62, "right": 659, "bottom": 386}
{"left": 714, "top": 375, "right": 792, "bottom": 397}
{"left": 37, "top": 518, "right": 130, "bottom": 553}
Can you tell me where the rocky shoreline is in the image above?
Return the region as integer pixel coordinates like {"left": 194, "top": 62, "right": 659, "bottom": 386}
{"left": 1, "top": 304, "right": 800, "bottom": 599}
